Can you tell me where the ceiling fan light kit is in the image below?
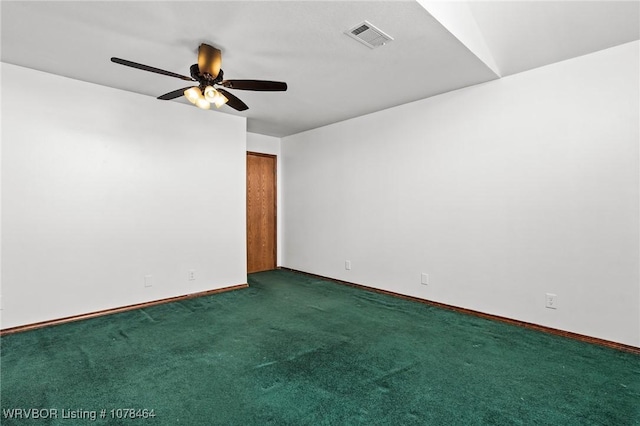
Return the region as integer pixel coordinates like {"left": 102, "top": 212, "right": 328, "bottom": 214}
{"left": 111, "top": 43, "right": 287, "bottom": 112}
{"left": 183, "top": 85, "right": 227, "bottom": 110}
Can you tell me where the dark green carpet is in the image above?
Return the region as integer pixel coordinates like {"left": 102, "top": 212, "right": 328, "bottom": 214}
{"left": 1, "top": 270, "right": 639, "bottom": 425}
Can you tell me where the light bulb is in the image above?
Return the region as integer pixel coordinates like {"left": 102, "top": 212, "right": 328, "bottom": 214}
{"left": 195, "top": 97, "right": 211, "bottom": 110}
{"left": 203, "top": 86, "right": 217, "bottom": 102}
{"left": 184, "top": 87, "right": 202, "bottom": 104}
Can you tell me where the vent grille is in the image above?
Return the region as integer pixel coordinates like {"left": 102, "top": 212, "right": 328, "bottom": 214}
{"left": 345, "top": 21, "right": 394, "bottom": 49}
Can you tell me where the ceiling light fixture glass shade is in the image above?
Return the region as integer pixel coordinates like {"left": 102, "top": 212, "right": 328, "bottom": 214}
{"left": 185, "top": 87, "right": 211, "bottom": 110}
{"left": 184, "top": 87, "right": 202, "bottom": 104}
{"left": 213, "top": 92, "right": 228, "bottom": 108}
{"left": 203, "top": 86, "right": 217, "bottom": 102}
{"left": 203, "top": 86, "right": 229, "bottom": 108}
{"left": 195, "top": 97, "right": 211, "bottom": 110}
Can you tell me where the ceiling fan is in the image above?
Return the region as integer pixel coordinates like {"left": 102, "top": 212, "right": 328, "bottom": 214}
{"left": 110, "top": 44, "right": 287, "bottom": 111}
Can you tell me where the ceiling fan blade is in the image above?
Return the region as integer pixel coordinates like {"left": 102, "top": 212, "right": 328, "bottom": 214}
{"left": 111, "top": 57, "right": 195, "bottom": 81}
{"left": 198, "top": 44, "right": 222, "bottom": 78}
{"left": 157, "top": 86, "right": 196, "bottom": 100}
{"left": 217, "top": 88, "right": 248, "bottom": 111}
{"left": 221, "top": 80, "right": 288, "bottom": 91}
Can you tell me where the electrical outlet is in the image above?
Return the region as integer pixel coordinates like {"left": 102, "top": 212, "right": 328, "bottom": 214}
{"left": 188, "top": 270, "right": 196, "bottom": 281}
{"left": 144, "top": 275, "right": 153, "bottom": 288}
{"left": 345, "top": 260, "right": 351, "bottom": 270}
{"left": 421, "top": 273, "right": 429, "bottom": 285}
{"left": 545, "top": 293, "right": 557, "bottom": 309}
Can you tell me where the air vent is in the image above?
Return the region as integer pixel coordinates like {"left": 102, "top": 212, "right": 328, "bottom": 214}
{"left": 345, "top": 21, "right": 394, "bottom": 49}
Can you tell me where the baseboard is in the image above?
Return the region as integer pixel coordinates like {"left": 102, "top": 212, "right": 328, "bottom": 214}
{"left": 0, "top": 283, "right": 249, "bottom": 336}
{"left": 279, "top": 268, "right": 640, "bottom": 356}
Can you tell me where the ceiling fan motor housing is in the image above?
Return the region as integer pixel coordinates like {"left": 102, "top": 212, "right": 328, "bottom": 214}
{"left": 190, "top": 63, "right": 223, "bottom": 89}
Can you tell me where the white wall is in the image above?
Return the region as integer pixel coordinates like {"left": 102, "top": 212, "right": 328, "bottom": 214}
{"left": 247, "top": 133, "right": 283, "bottom": 265}
{"left": 282, "top": 41, "right": 640, "bottom": 347}
{"left": 1, "top": 63, "right": 247, "bottom": 329}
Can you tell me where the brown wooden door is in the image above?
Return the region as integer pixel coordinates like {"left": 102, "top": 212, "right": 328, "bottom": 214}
{"left": 246, "top": 152, "right": 277, "bottom": 273}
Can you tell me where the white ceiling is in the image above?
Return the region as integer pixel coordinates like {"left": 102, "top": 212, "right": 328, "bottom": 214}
{"left": 1, "top": 1, "right": 638, "bottom": 137}
{"left": 467, "top": 1, "right": 640, "bottom": 76}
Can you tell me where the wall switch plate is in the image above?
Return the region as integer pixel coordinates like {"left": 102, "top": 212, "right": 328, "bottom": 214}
{"left": 421, "top": 273, "right": 429, "bottom": 285}
{"left": 188, "top": 270, "right": 196, "bottom": 281}
{"left": 545, "top": 293, "right": 557, "bottom": 309}
{"left": 144, "top": 275, "right": 153, "bottom": 288}
{"left": 345, "top": 260, "right": 351, "bottom": 270}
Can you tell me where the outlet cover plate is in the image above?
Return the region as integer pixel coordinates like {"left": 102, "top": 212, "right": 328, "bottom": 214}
{"left": 545, "top": 293, "right": 557, "bottom": 309}
{"left": 421, "top": 273, "right": 429, "bottom": 285}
